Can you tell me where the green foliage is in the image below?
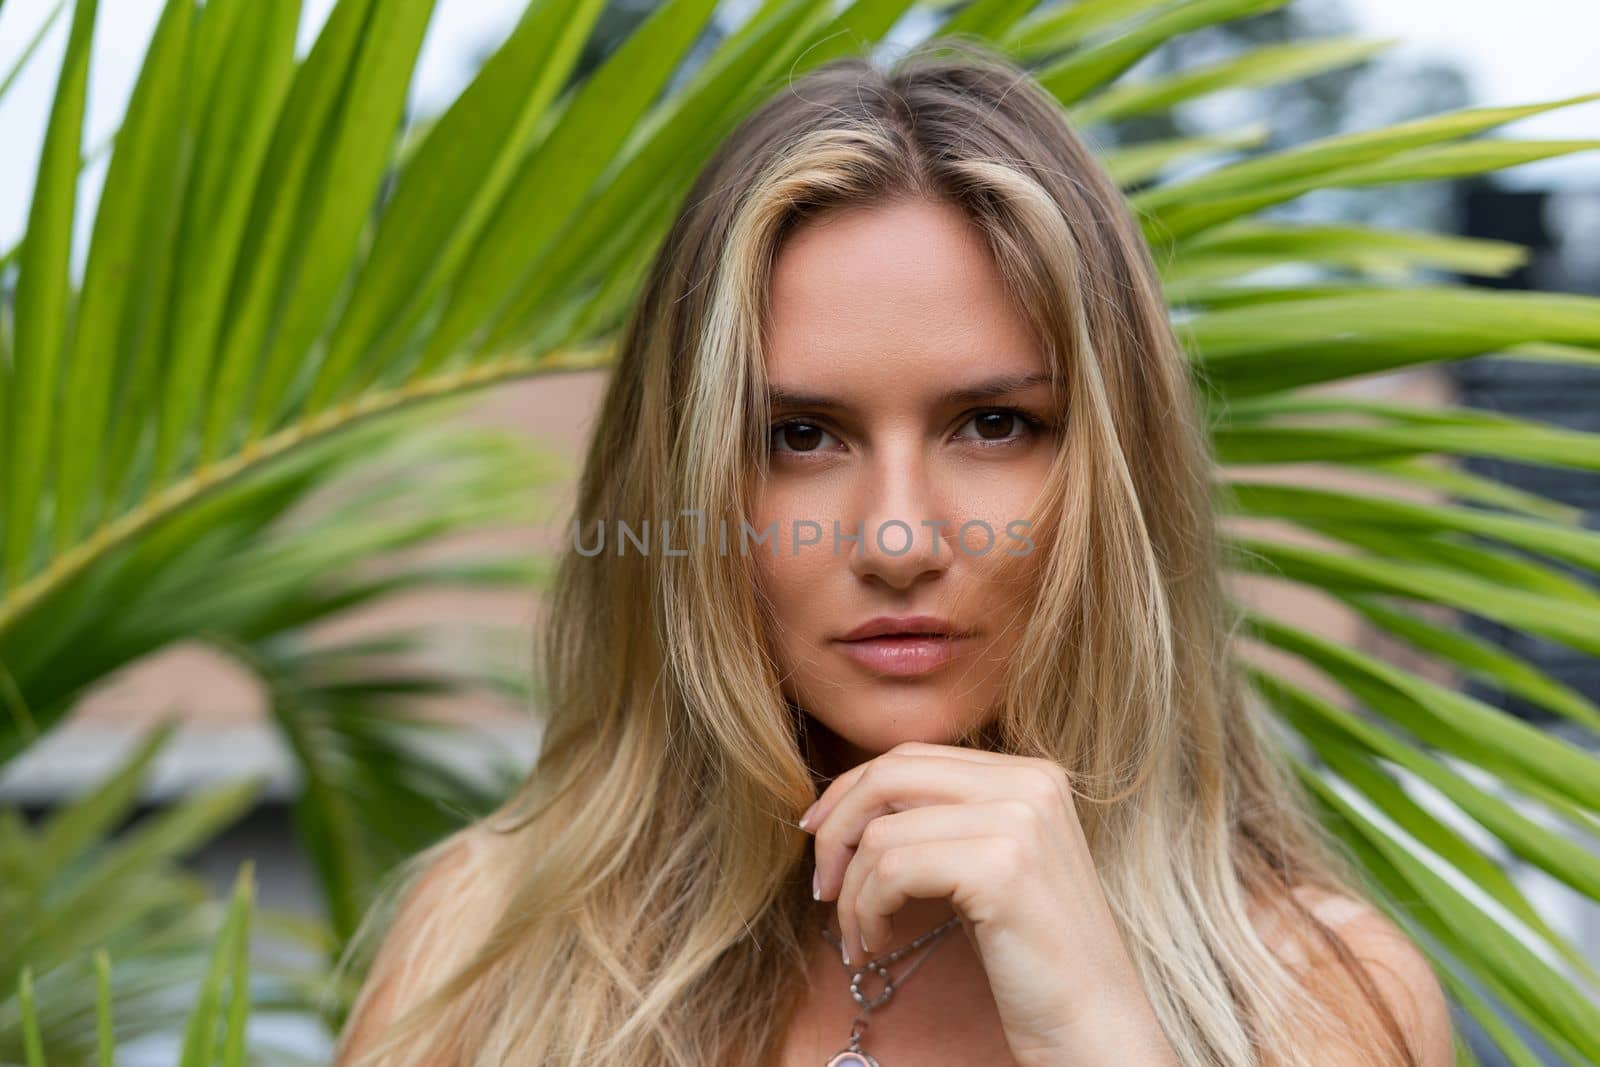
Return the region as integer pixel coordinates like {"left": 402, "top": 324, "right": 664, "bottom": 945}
{"left": 2, "top": 0, "right": 1598, "bottom": 1062}
{"left": 14, "top": 860, "right": 262, "bottom": 1067}
{"left": 0, "top": 722, "right": 321, "bottom": 1065}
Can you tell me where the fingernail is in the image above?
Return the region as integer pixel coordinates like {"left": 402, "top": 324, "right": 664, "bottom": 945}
{"left": 860, "top": 932, "right": 871, "bottom": 955}
{"left": 799, "top": 801, "right": 818, "bottom": 829}
{"left": 811, "top": 867, "right": 820, "bottom": 901}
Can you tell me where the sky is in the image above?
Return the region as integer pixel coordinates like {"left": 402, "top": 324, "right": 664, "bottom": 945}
{"left": 1, "top": 0, "right": 1597, "bottom": 259}
{"left": 1341, "top": 0, "right": 1600, "bottom": 131}
{"left": 1339, "top": 0, "right": 1600, "bottom": 185}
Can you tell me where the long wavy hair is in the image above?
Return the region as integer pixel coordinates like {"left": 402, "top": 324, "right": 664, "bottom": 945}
{"left": 333, "top": 37, "right": 1421, "bottom": 1067}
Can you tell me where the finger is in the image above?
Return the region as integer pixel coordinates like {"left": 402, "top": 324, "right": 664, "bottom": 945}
{"left": 888, "top": 742, "right": 1075, "bottom": 795}
{"left": 854, "top": 838, "right": 1002, "bottom": 956}
{"left": 820, "top": 801, "right": 1022, "bottom": 903}
{"left": 881, "top": 741, "right": 1015, "bottom": 765}
{"left": 833, "top": 804, "right": 1014, "bottom": 960}
{"left": 814, "top": 755, "right": 1024, "bottom": 899}
{"left": 799, "top": 758, "right": 872, "bottom": 831}
{"left": 800, "top": 743, "right": 1047, "bottom": 833}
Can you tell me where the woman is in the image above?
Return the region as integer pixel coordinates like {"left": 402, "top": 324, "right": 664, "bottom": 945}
{"left": 332, "top": 37, "right": 1454, "bottom": 1067}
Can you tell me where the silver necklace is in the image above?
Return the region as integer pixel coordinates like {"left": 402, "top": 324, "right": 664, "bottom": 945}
{"left": 816, "top": 915, "right": 962, "bottom": 1066}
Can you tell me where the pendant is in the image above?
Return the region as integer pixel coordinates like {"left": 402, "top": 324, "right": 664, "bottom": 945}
{"left": 825, "top": 1052, "right": 879, "bottom": 1066}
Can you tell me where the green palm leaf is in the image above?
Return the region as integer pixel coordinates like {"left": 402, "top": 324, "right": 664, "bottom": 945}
{"left": 1101, "top": 122, "right": 1273, "bottom": 185}
{"left": 2, "top": 724, "right": 327, "bottom": 1063}
{"left": 1069, "top": 36, "right": 1393, "bottom": 124}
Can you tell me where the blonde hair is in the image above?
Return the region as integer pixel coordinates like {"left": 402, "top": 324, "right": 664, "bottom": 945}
{"left": 334, "top": 38, "right": 1420, "bottom": 1067}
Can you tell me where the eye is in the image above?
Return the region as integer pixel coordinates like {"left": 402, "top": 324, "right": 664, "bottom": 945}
{"left": 955, "top": 407, "right": 1050, "bottom": 446}
{"left": 766, "top": 407, "right": 1053, "bottom": 458}
{"left": 769, "top": 419, "right": 841, "bottom": 456}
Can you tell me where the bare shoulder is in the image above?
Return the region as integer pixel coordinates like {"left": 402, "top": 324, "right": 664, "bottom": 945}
{"left": 333, "top": 823, "right": 507, "bottom": 1065}
{"left": 1253, "top": 884, "right": 1454, "bottom": 1067}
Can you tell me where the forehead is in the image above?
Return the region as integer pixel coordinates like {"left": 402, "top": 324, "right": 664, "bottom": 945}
{"left": 763, "top": 198, "right": 1047, "bottom": 392}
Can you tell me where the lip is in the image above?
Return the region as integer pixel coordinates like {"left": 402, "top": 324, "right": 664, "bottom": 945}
{"left": 833, "top": 615, "right": 972, "bottom": 678}
{"left": 835, "top": 633, "right": 971, "bottom": 677}
{"left": 837, "top": 614, "right": 966, "bottom": 641}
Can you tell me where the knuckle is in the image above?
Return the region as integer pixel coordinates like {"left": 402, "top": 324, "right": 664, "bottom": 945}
{"left": 1001, "top": 798, "right": 1038, "bottom": 829}
{"left": 859, "top": 818, "right": 890, "bottom": 853}
{"left": 861, "top": 757, "right": 902, "bottom": 790}
{"left": 990, "top": 835, "right": 1028, "bottom": 880}
{"left": 1020, "top": 767, "right": 1064, "bottom": 810}
{"left": 875, "top": 753, "right": 908, "bottom": 774}
{"left": 877, "top": 846, "right": 906, "bottom": 883}
{"left": 1026, "top": 766, "right": 1061, "bottom": 803}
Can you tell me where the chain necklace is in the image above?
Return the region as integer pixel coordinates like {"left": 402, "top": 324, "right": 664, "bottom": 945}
{"left": 815, "top": 915, "right": 963, "bottom": 1066}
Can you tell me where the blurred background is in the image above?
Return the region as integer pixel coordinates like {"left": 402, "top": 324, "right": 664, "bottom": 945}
{"left": 1, "top": 0, "right": 1596, "bottom": 1063}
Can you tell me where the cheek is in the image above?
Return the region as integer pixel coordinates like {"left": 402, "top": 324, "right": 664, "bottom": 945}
{"left": 749, "top": 487, "right": 825, "bottom": 633}
{"left": 945, "top": 459, "right": 1052, "bottom": 549}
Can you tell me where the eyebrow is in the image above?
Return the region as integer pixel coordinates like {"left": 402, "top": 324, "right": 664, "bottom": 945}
{"left": 767, "top": 371, "right": 1054, "bottom": 411}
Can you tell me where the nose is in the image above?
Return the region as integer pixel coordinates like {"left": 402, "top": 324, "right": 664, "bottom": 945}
{"left": 845, "top": 440, "right": 951, "bottom": 591}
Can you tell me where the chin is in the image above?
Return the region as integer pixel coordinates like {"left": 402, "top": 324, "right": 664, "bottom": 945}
{"left": 810, "top": 692, "right": 985, "bottom": 757}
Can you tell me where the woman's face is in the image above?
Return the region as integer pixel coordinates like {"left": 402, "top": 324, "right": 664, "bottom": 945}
{"left": 752, "top": 197, "right": 1059, "bottom": 773}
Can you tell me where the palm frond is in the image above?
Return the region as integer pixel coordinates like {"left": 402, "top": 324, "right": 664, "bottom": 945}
{"left": 1, "top": 725, "right": 324, "bottom": 1063}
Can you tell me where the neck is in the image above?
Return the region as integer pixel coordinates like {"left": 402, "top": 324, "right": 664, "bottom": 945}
{"left": 797, "top": 706, "right": 874, "bottom": 782}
